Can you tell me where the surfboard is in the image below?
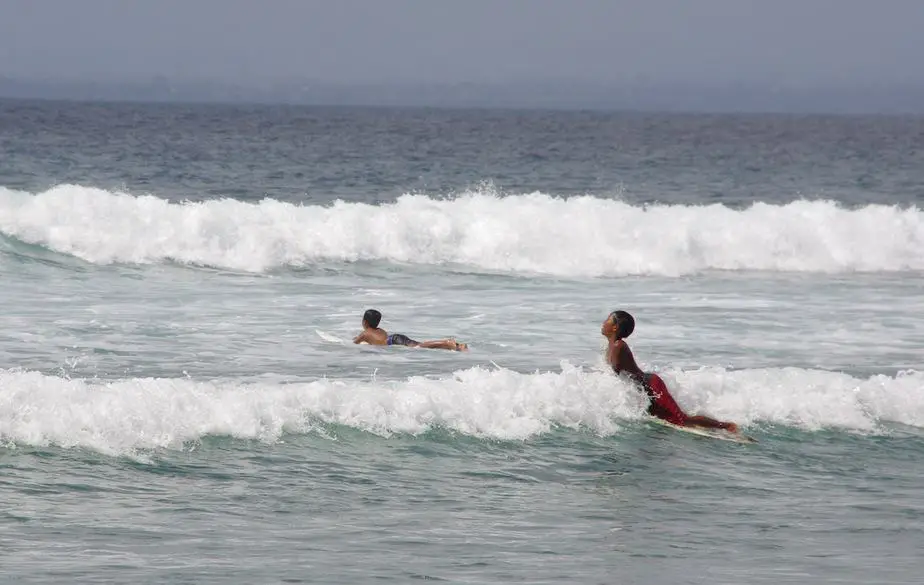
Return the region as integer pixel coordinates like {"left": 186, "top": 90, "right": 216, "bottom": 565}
{"left": 315, "top": 330, "right": 346, "bottom": 344}
{"left": 649, "top": 417, "right": 757, "bottom": 444}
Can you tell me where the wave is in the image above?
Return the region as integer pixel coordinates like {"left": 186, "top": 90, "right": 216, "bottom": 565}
{"left": 1, "top": 364, "right": 920, "bottom": 456}
{"left": 2, "top": 184, "right": 923, "bottom": 276}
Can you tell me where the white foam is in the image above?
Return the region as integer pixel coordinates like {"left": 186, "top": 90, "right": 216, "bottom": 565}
{"left": 665, "top": 366, "right": 924, "bottom": 432}
{"left": 1, "top": 365, "right": 921, "bottom": 456}
{"left": 2, "top": 184, "right": 923, "bottom": 276}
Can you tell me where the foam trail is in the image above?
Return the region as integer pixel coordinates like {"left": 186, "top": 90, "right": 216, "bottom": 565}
{"left": 2, "top": 184, "right": 923, "bottom": 276}
{"left": 2, "top": 365, "right": 921, "bottom": 456}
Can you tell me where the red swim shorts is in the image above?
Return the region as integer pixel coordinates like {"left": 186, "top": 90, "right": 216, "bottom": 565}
{"left": 644, "top": 373, "right": 688, "bottom": 426}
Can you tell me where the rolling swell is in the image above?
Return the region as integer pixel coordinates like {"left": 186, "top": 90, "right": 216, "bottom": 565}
{"left": 2, "top": 184, "right": 923, "bottom": 277}
{"left": 1, "top": 364, "right": 921, "bottom": 456}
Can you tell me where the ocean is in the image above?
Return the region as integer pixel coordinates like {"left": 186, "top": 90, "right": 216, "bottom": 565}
{"left": 1, "top": 100, "right": 923, "bottom": 584}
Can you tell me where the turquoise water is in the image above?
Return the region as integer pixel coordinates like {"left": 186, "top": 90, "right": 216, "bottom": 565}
{"left": 1, "top": 101, "right": 923, "bottom": 583}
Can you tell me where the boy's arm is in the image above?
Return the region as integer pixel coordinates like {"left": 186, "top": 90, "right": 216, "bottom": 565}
{"left": 608, "top": 341, "right": 642, "bottom": 376}
{"left": 353, "top": 331, "right": 366, "bottom": 344}
{"left": 616, "top": 342, "right": 645, "bottom": 379}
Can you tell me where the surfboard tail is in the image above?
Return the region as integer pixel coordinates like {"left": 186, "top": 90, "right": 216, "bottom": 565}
{"left": 649, "top": 417, "right": 757, "bottom": 444}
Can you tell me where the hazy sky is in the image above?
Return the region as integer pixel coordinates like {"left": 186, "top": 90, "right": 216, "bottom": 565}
{"left": 1, "top": 0, "right": 922, "bottom": 87}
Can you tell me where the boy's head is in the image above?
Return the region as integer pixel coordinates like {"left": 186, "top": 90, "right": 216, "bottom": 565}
{"left": 362, "top": 309, "right": 382, "bottom": 329}
{"left": 602, "top": 310, "right": 635, "bottom": 339}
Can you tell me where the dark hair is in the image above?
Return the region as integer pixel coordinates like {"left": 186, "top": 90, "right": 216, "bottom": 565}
{"left": 610, "top": 310, "right": 635, "bottom": 338}
{"left": 363, "top": 309, "right": 382, "bottom": 328}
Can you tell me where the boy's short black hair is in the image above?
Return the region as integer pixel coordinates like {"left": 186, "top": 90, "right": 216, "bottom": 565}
{"left": 363, "top": 309, "right": 382, "bottom": 328}
{"left": 610, "top": 310, "right": 635, "bottom": 338}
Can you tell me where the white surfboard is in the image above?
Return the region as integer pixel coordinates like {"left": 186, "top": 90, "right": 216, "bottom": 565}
{"left": 649, "top": 417, "right": 757, "bottom": 444}
{"left": 315, "top": 330, "right": 346, "bottom": 344}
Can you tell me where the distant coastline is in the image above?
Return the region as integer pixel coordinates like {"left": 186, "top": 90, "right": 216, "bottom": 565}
{"left": 2, "top": 76, "right": 923, "bottom": 115}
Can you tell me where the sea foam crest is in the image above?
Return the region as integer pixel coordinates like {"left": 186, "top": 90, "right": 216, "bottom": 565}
{"left": 1, "top": 365, "right": 921, "bottom": 456}
{"left": 2, "top": 184, "right": 922, "bottom": 276}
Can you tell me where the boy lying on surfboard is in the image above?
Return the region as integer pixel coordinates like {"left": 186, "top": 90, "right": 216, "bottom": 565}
{"left": 353, "top": 309, "right": 468, "bottom": 351}
{"left": 602, "top": 310, "right": 740, "bottom": 434}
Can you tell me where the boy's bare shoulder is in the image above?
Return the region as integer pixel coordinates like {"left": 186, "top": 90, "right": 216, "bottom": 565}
{"left": 360, "top": 328, "right": 389, "bottom": 345}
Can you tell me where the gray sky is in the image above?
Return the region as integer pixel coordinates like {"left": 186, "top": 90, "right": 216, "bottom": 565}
{"left": 1, "top": 0, "right": 922, "bottom": 87}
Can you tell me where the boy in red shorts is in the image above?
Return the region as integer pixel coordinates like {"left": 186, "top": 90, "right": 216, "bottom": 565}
{"left": 602, "top": 310, "right": 739, "bottom": 433}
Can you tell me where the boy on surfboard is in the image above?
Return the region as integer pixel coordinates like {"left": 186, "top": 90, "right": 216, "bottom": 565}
{"left": 602, "top": 310, "right": 739, "bottom": 433}
{"left": 353, "top": 309, "right": 468, "bottom": 351}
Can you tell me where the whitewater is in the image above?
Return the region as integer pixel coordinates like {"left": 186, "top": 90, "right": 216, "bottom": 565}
{"left": 2, "top": 365, "right": 923, "bottom": 457}
{"left": 3, "top": 183, "right": 923, "bottom": 455}
{"left": 3, "top": 184, "right": 923, "bottom": 275}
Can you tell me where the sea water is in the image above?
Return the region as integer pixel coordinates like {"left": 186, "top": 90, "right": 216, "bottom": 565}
{"left": 1, "top": 102, "right": 923, "bottom": 583}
